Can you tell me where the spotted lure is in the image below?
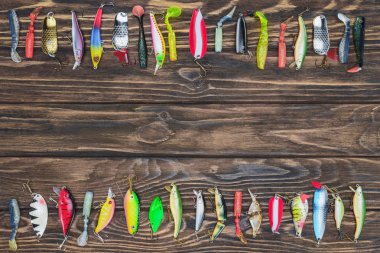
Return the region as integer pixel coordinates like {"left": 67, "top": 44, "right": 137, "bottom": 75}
{"left": 77, "top": 191, "right": 93, "bottom": 246}
{"left": 268, "top": 194, "right": 283, "bottom": 234}
{"left": 148, "top": 196, "right": 164, "bottom": 236}
{"left": 42, "top": 12, "right": 58, "bottom": 58}
{"left": 247, "top": 189, "right": 262, "bottom": 238}
{"left": 349, "top": 184, "right": 366, "bottom": 242}
{"left": 112, "top": 12, "right": 130, "bottom": 65}
{"left": 71, "top": 10, "right": 84, "bottom": 70}
{"left": 347, "top": 17, "right": 365, "bottom": 73}
{"left": 8, "top": 10, "right": 21, "bottom": 63}
{"left": 311, "top": 181, "right": 328, "bottom": 245}
{"left": 189, "top": 9, "right": 208, "bottom": 76}
{"left": 193, "top": 189, "right": 205, "bottom": 238}
{"left": 8, "top": 199, "right": 20, "bottom": 252}
{"left": 209, "top": 186, "right": 227, "bottom": 242}
{"left": 165, "top": 183, "right": 183, "bottom": 239}
{"left": 337, "top": 13, "right": 350, "bottom": 64}
{"left": 124, "top": 177, "right": 140, "bottom": 236}
{"left": 255, "top": 11, "right": 268, "bottom": 70}
{"left": 95, "top": 188, "right": 116, "bottom": 242}
{"left": 165, "top": 6, "right": 182, "bottom": 61}
{"left": 150, "top": 12, "right": 166, "bottom": 75}
{"left": 215, "top": 6, "right": 236, "bottom": 53}
{"left": 291, "top": 193, "right": 310, "bottom": 237}
{"left": 313, "top": 15, "right": 330, "bottom": 68}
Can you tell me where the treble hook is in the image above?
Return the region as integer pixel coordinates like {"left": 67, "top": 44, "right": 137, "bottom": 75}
{"left": 298, "top": 7, "right": 310, "bottom": 17}
{"left": 22, "top": 180, "right": 34, "bottom": 196}
{"left": 194, "top": 59, "right": 207, "bottom": 77}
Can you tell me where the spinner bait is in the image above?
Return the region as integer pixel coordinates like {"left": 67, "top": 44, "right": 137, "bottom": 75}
{"left": 247, "top": 189, "right": 262, "bottom": 238}
{"left": 42, "top": 12, "right": 58, "bottom": 58}
{"left": 208, "top": 186, "right": 227, "bottom": 242}
{"left": 349, "top": 184, "right": 366, "bottom": 242}
{"left": 255, "top": 11, "right": 268, "bottom": 70}
{"left": 95, "top": 188, "right": 116, "bottom": 242}
{"left": 25, "top": 7, "right": 42, "bottom": 59}
{"left": 112, "top": 12, "right": 129, "bottom": 65}
{"left": 311, "top": 181, "right": 328, "bottom": 245}
{"left": 236, "top": 13, "right": 248, "bottom": 54}
{"left": 290, "top": 193, "right": 310, "bottom": 237}
{"left": 77, "top": 191, "right": 93, "bottom": 247}
{"left": 165, "top": 183, "right": 183, "bottom": 239}
{"left": 148, "top": 196, "right": 164, "bottom": 236}
{"left": 215, "top": 6, "right": 236, "bottom": 53}
{"left": 189, "top": 9, "right": 208, "bottom": 77}
{"left": 8, "top": 199, "right": 20, "bottom": 252}
{"left": 278, "top": 16, "right": 293, "bottom": 68}
{"left": 71, "top": 10, "right": 84, "bottom": 70}
{"left": 8, "top": 10, "right": 21, "bottom": 63}
{"left": 292, "top": 9, "right": 309, "bottom": 70}
{"left": 165, "top": 6, "right": 182, "bottom": 61}
{"left": 234, "top": 191, "right": 247, "bottom": 244}
{"left": 331, "top": 189, "right": 344, "bottom": 240}
{"left": 124, "top": 176, "right": 140, "bottom": 236}
{"left": 150, "top": 12, "right": 166, "bottom": 75}
{"left": 132, "top": 5, "right": 148, "bottom": 68}
{"left": 193, "top": 189, "right": 205, "bottom": 238}
{"left": 337, "top": 13, "right": 350, "bottom": 64}
{"left": 268, "top": 194, "right": 283, "bottom": 234}
{"left": 313, "top": 15, "right": 330, "bottom": 68}
{"left": 347, "top": 17, "right": 365, "bottom": 73}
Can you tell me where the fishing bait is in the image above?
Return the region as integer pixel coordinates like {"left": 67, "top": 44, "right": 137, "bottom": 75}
{"left": 290, "top": 193, "right": 310, "bottom": 237}
{"left": 247, "top": 189, "right": 262, "bottom": 238}
{"left": 208, "top": 186, "right": 227, "bottom": 242}
{"left": 189, "top": 9, "right": 208, "bottom": 77}
{"left": 165, "top": 6, "right": 182, "bottom": 61}
{"left": 347, "top": 17, "right": 365, "bottom": 73}
{"left": 236, "top": 13, "right": 248, "bottom": 54}
{"left": 215, "top": 6, "right": 236, "bottom": 53}
{"left": 95, "top": 188, "right": 116, "bottom": 241}
{"left": 8, "top": 10, "right": 21, "bottom": 63}
{"left": 112, "top": 12, "right": 129, "bottom": 65}
{"left": 311, "top": 181, "right": 328, "bottom": 245}
{"left": 8, "top": 199, "right": 20, "bottom": 252}
{"left": 331, "top": 189, "right": 344, "bottom": 240}
{"left": 165, "top": 183, "right": 183, "bottom": 239}
{"left": 234, "top": 191, "right": 247, "bottom": 244}
{"left": 292, "top": 9, "right": 309, "bottom": 70}
{"left": 148, "top": 196, "right": 164, "bottom": 237}
{"left": 193, "top": 189, "right": 205, "bottom": 238}
{"left": 268, "top": 194, "right": 283, "bottom": 234}
{"left": 255, "top": 11, "right": 268, "bottom": 70}
{"left": 42, "top": 12, "right": 58, "bottom": 58}
{"left": 71, "top": 10, "right": 84, "bottom": 70}
{"left": 150, "top": 12, "right": 166, "bottom": 75}
{"left": 132, "top": 5, "right": 148, "bottom": 68}
{"left": 349, "top": 184, "right": 366, "bottom": 242}
{"left": 124, "top": 177, "right": 140, "bottom": 236}
{"left": 278, "top": 16, "right": 293, "bottom": 68}
{"left": 25, "top": 7, "right": 42, "bottom": 59}
{"left": 313, "top": 15, "right": 330, "bottom": 68}
{"left": 77, "top": 191, "right": 93, "bottom": 247}
{"left": 337, "top": 13, "right": 350, "bottom": 64}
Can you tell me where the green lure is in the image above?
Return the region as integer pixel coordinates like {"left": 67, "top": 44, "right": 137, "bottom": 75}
{"left": 255, "top": 11, "right": 268, "bottom": 70}
{"left": 165, "top": 6, "right": 182, "bottom": 61}
{"left": 148, "top": 196, "right": 164, "bottom": 234}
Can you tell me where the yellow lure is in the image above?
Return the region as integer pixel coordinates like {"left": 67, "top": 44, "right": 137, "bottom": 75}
{"left": 124, "top": 176, "right": 140, "bottom": 235}
{"left": 94, "top": 188, "right": 115, "bottom": 235}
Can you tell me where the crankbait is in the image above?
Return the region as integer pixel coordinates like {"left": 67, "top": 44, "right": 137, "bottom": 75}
{"left": 189, "top": 9, "right": 208, "bottom": 77}
{"left": 42, "top": 12, "right": 58, "bottom": 58}
{"left": 331, "top": 189, "right": 344, "bottom": 240}
{"left": 313, "top": 15, "right": 330, "bottom": 68}
{"left": 290, "top": 193, "right": 310, "bottom": 237}
{"left": 71, "top": 10, "right": 84, "bottom": 70}
{"left": 247, "top": 189, "right": 262, "bottom": 238}
{"left": 8, "top": 199, "right": 20, "bottom": 252}
{"left": 215, "top": 6, "right": 236, "bottom": 53}
{"left": 311, "top": 181, "right": 328, "bottom": 245}
{"left": 95, "top": 188, "right": 116, "bottom": 242}
{"left": 337, "top": 13, "right": 350, "bottom": 64}
{"left": 25, "top": 7, "right": 42, "bottom": 59}
{"left": 236, "top": 13, "right": 248, "bottom": 54}
{"left": 278, "top": 16, "right": 293, "bottom": 68}
{"left": 255, "top": 11, "right": 268, "bottom": 70}
{"left": 193, "top": 189, "right": 205, "bottom": 238}
{"left": 165, "top": 6, "right": 182, "bottom": 61}
{"left": 150, "top": 12, "right": 166, "bottom": 75}
{"left": 124, "top": 176, "right": 140, "bottom": 236}
{"left": 347, "top": 17, "right": 365, "bottom": 73}
{"left": 268, "top": 194, "right": 283, "bottom": 234}
{"left": 234, "top": 191, "right": 247, "bottom": 244}
{"left": 292, "top": 9, "right": 309, "bottom": 70}
{"left": 349, "top": 184, "right": 366, "bottom": 242}
{"left": 208, "top": 186, "right": 227, "bottom": 242}
{"left": 132, "top": 5, "right": 148, "bottom": 68}
{"left": 8, "top": 10, "right": 21, "bottom": 63}
{"left": 148, "top": 196, "right": 164, "bottom": 236}
{"left": 77, "top": 191, "right": 93, "bottom": 247}
{"left": 165, "top": 183, "right": 183, "bottom": 239}
{"left": 112, "top": 12, "right": 129, "bottom": 65}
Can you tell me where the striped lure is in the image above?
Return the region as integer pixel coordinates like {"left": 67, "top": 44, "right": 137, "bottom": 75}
{"left": 268, "top": 194, "right": 283, "bottom": 234}
{"left": 8, "top": 10, "right": 21, "bottom": 63}
{"left": 189, "top": 9, "right": 208, "bottom": 76}
{"left": 8, "top": 199, "right": 20, "bottom": 252}
{"left": 150, "top": 12, "right": 166, "bottom": 75}
{"left": 291, "top": 193, "right": 310, "bottom": 237}
{"left": 311, "top": 181, "right": 328, "bottom": 245}
{"left": 209, "top": 186, "right": 227, "bottom": 242}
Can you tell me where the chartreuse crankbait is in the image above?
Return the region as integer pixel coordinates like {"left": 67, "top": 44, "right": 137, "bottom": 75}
{"left": 330, "top": 188, "right": 344, "bottom": 240}
{"left": 189, "top": 9, "right": 208, "bottom": 77}
{"left": 165, "top": 6, "right": 182, "bottom": 61}
{"left": 278, "top": 16, "right": 293, "bottom": 68}
{"left": 290, "top": 193, "right": 310, "bottom": 237}
{"left": 8, "top": 10, "right": 21, "bottom": 63}
{"left": 8, "top": 199, "right": 20, "bottom": 252}
{"left": 150, "top": 12, "right": 166, "bottom": 75}
{"left": 124, "top": 176, "right": 140, "bottom": 236}
{"left": 77, "top": 191, "right": 93, "bottom": 246}
{"left": 234, "top": 191, "right": 247, "bottom": 244}
{"left": 148, "top": 196, "right": 164, "bottom": 237}
{"left": 71, "top": 10, "right": 84, "bottom": 70}
{"left": 347, "top": 17, "right": 365, "bottom": 73}
{"left": 311, "top": 181, "right": 328, "bottom": 245}
{"left": 268, "top": 194, "right": 283, "bottom": 234}
{"left": 292, "top": 8, "right": 309, "bottom": 70}
{"left": 215, "top": 6, "right": 236, "bottom": 53}
{"left": 193, "top": 190, "right": 205, "bottom": 239}
{"left": 208, "top": 186, "right": 227, "bottom": 242}
{"left": 132, "top": 5, "right": 148, "bottom": 68}
{"left": 165, "top": 183, "right": 183, "bottom": 239}
{"left": 247, "top": 189, "right": 262, "bottom": 238}
{"left": 349, "top": 184, "right": 366, "bottom": 242}
{"left": 255, "top": 11, "right": 268, "bottom": 70}
{"left": 95, "top": 188, "right": 115, "bottom": 242}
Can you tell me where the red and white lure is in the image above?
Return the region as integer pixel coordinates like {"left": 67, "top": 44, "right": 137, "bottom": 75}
{"left": 268, "top": 194, "right": 284, "bottom": 234}
{"left": 189, "top": 9, "right": 207, "bottom": 77}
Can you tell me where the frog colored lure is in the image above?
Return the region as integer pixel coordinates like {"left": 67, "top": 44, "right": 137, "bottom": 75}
{"left": 208, "top": 186, "right": 227, "bottom": 242}
{"left": 189, "top": 9, "right": 208, "bottom": 77}
{"left": 165, "top": 183, "right": 183, "bottom": 239}
{"left": 112, "top": 12, "right": 129, "bottom": 65}
{"left": 8, "top": 9, "right": 21, "bottom": 63}
{"left": 349, "top": 184, "right": 366, "bottom": 242}
{"left": 255, "top": 11, "right": 268, "bottom": 70}
{"left": 132, "top": 5, "right": 148, "bottom": 68}
{"left": 148, "top": 196, "right": 164, "bottom": 237}
{"left": 165, "top": 6, "right": 182, "bottom": 61}
{"left": 347, "top": 17, "right": 365, "bottom": 73}
{"left": 330, "top": 188, "right": 344, "bottom": 240}
{"left": 268, "top": 194, "right": 283, "bottom": 234}
{"left": 311, "top": 181, "right": 329, "bottom": 245}
{"left": 124, "top": 176, "right": 140, "bottom": 236}
{"left": 337, "top": 13, "right": 350, "bottom": 64}
{"left": 278, "top": 16, "right": 293, "bottom": 68}
{"left": 95, "top": 188, "right": 116, "bottom": 242}
{"left": 8, "top": 199, "right": 20, "bottom": 252}
{"left": 193, "top": 189, "right": 205, "bottom": 239}
{"left": 25, "top": 7, "right": 42, "bottom": 59}
{"left": 291, "top": 8, "right": 309, "bottom": 70}
{"left": 150, "top": 12, "right": 166, "bottom": 75}
{"left": 71, "top": 10, "right": 84, "bottom": 70}
{"left": 77, "top": 191, "right": 93, "bottom": 247}
{"left": 313, "top": 15, "right": 330, "bottom": 69}
{"left": 234, "top": 191, "right": 247, "bottom": 244}
{"left": 247, "top": 189, "right": 262, "bottom": 238}
{"left": 215, "top": 6, "right": 236, "bottom": 53}
{"left": 290, "top": 193, "right": 310, "bottom": 237}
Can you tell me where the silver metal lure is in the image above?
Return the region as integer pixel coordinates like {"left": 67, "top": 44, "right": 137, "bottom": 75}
{"left": 71, "top": 10, "right": 84, "bottom": 70}
{"left": 215, "top": 6, "right": 236, "bottom": 52}
{"left": 112, "top": 12, "right": 129, "bottom": 65}
{"left": 337, "top": 13, "right": 350, "bottom": 64}
{"left": 313, "top": 15, "right": 330, "bottom": 56}
{"left": 77, "top": 191, "right": 93, "bottom": 246}
{"left": 236, "top": 13, "right": 247, "bottom": 54}
{"left": 8, "top": 9, "right": 21, "bottom": 63}
{"left": 193, "top": 189, "right": 205, "bottom": 237}
{"left": 9, "top": 199, "right": 20, "bottom": 252}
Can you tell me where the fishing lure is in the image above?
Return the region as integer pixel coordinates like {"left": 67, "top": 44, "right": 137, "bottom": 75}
{"left": 71, "top": 10, "right": 84, "bottom": 70}
{"left": 189, "top": 9, "right": 208, "bottom": 77}
{"left": 290, "top": 193, "right": 310, "bottom": 237}
{"left": 236, "top": 13, "right": 248, "bottom": 54}
{"left": 193, "top": 189, "right": 205, "bottom": 238}
{"left": 150, "top": 12, "right": 166, "bottom": 75}
{"left": 124, "top": 177, "right": 140, "bottom": 236}
{"left": 165, "top": 183, "right": 183, "bottom": 239}
{"left": 25, "top": 7, "right": 42, "bottom": 59}
{"left": 208, "top": 186, "right": 227, "bottom": 242}
{"left": 331, "top": 189, "right": 344, "bottom": 240}
{"left": 313, "top": 15, "right": 330, "bottom": 68}
{"left": 347, "top": 17, "right": 365, "bottom": 73}
{"left": 247, "top": 189, "right": 262, "bottom": 238}
{"left": 234, "top": 191, "right": 247, "bottom": 244}
{"left": 337, "top": 13, "right": 350, "bottom": 64}
{"left": 292, "top": 9, "right": 309, "bottom": 70}
{"left": 268, "top": 194, "right": 283, "bottom": 234}
{"left": 8, "top": 199, "right": 20, "bottom": 252}
{"left": 42, "top": 12, "right": 58, "bottom": 58}
{"left": 132, "top": 5, "right": 148, "bottom": 68}
{"left": 148, "top": 196, "right": 164, "bottom": 237}
{"left": 349, "top": 184, "right": 366, "bottom": 242}
{"left": 95, "top": 188, "right": 116, "bottom": 241}
{"left": 255, "top": 11, "right": 268, "bottom": 70}
{"left": 8, "top": 10, "right": 21, "bottom": 63}
{"left": 278, "top": 16, "right": 293, "bottom": 68}
{"left": 311, "top": 181, "right": 328, "bottom": 245}
{"left": 77, "top": 191, "right": 93, "bottom": 247}
{"left": 215, "top": 6, "right": 236, "bottom": 53}
{"left": 165, "top": 6, "right": 182, "bottom": 61}
{"left": 112, "top": 12, "right": 129, "bottom": 65}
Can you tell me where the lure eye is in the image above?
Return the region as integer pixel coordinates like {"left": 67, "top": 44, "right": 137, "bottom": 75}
{"left": 64, "top": 194, "right": 69, "bottom": 198}
{"left": 130, "top": 195, "right": 134, "bottom": 199}
{"left": 108, "top": 200, "right": 112, "bottom": 204}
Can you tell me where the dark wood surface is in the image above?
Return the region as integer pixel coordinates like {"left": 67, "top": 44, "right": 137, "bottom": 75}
{"left": 0, "top": 0, "right": 379, "bottom": 252}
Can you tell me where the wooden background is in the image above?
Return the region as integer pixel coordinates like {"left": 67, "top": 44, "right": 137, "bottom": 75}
{"left": 0, "top": 0, "right": 379, "bottom": 252}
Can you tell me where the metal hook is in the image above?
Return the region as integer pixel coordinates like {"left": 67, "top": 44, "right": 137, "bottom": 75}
{"left": 194, "top": 59, "right": 207, "bottom": 77}
{"left": 22, "top": 180, "right": 34, "bottom": 196}
{"left": 315, "top": 56, "right": 329, "bottom": 69}
{"left": 298, "top": 7, "right": 310, "bottom": 17}
{"left": 282, "top": 15, "right": 294, "bottom": 24}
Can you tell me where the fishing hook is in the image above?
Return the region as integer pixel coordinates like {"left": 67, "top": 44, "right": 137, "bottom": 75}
{"left": 315, "top": 55, "right": 330, "bottom": 69}
{"left": 194, "top": 59, "right": 207, "bottom": 77}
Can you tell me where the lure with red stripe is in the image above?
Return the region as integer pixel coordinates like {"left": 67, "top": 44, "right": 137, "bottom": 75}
{"left": 268, "top": 194, "right": 283, "bottom": 234}
{"left": 189, "top": 9, "right": 207, "bottom": 60}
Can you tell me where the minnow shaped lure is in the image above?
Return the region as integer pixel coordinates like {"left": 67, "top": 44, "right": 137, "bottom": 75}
{"left": 124, "top": 177, "right": 140, "bottom": 236}
{"left": 292, "top": 10, "right": 309, "bottom": 70}
{"left": 349, "top": 184, "right": 366, "bottom": 242}
{"left": 311, "top": 181, "right": 328, "bottom": 245}
{"left": 189, "top": 9, "right": 208, "bottom": 76}
{"left": 208, "top": 186, "right": 227, "bottom": 242}
{"left": 268, "top": 194, "right": 283, "bottom": 234}
{"left": 148, "top": 196, "right": 164, "bottom": 235}
{"left": 165, "top": 6, "right": 182, "bottom": 61}
{"left": 77, "top": 191, "right": 93, "bottom": 247}
{"left": 347, "top": 17, "right": 365, "bottom": 73}
{"left": 234, "top": 191, "right": 247, "bottom": 244}
{"left": 247, "top": 189, "right": 262, "bottom": 238}
{"left": 8, "top": 10, "right": 21, "bottom": 63}
{"left": 193, "top": 189, "right": 205, "bottom": 237}
{"left": 291, "top": 193, "right": 310, "bottom": 237}
{"left": 337, "top": 13, "right": 350, "bottom": 64}
{"left": 215, "top": 6, "right": 236, "bottom": 53}
{"left": 165, "top": 183, "right": 183, "bottom": 239}
{"left": 42, "top": 12, "right": 58, "bottom": 58}
{"left": 150, "top": 12, "right": 166, "bottom": 75}
{"left": 255, "top": 11, "right": 268, "bottom": 70}
{"left": 236, "top": 13, "right": 248, "bottom": 54}
{"left": 8, "top": 199, "right": 20, "bottom": 252}
{"left": 331, "top": 190, "right": 344, "bottom": 240}
{"left": 278, "top": 16, "right": 293, "bottom": 68}
{"left": 25, "top": 7, "right": 42, "bottom": 59}
{"left": 71, "top": 10, "right": 84, "bottom": 70}
{"left": 112, "top": 12, "right": 129, "bottom": 65}
{"left": 95, "top": 188, "right": 116, "bottom": 241}
{"left": 132, "top": 5, "right": 148, "bottom": 68}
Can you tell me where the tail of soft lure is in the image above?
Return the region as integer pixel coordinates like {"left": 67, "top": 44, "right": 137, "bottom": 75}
{"left": 8, "top": 199, "right": 20, "bottom": 252}
{"left": 112, "top": 12, "right": 130, "bottom": 65}
{"left": 150, "top": 12, "right": 166, "bottom": 75}
{"left": 255, "top": 11, "right": 268, "bottom": 70}
{"left": 165, "top": 6, "right": 182, "bottom": 61}
{"left": 77, "top": 191, "right": 93, "bottom": 246}
{"left": 189, "top": 9, "right": 208, "bottom": 77}
{"left": 8, "top": 9, "right": 21, "bottom": 63}
{"left": 347, "top": 17, "right": 365, "bottom": 73}
{"left": 337, "top": 13, "right": 350, "bottom": 64}
{"left": 215, "top": 6, "right": 236, "bottom": 53}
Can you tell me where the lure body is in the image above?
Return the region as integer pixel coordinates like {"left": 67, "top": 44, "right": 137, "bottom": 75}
{"left": 71, "top": 11, "right": 84, "bottom": 70}
{"left": 91, "top": 5, "right": 105, "bottom": 69}
{"left": 77, "top": 191, "right": 93, "bottom": 247}
{"left": 278, "top": 17, "right": 292, "bottom": 68}
{"left": 215, "top": 6, "right": 236, "bottom": 53}
{"left": 148, "top": 196, "right": 164, "bottom": 234}
{"left": 255, "top": 11, "right": 268, "bottom": 70}
{"left": 54, "top": 187, "right": 75, "bottom": 238}
{"left": 25, "top": 7, "right": 42, "bottom": 59}
{"left": 8, "top": 199, "right": 20, "bottom": 252}
{"left": 165, "top": 6, "right": 182, "bottom": 61}
{"left": 337, "top": 13, "right": 350, "bottom": 64}
{"left": 332, "top": 192, "right": 344, "bottom": 239}
{"left": 291, "top": 193, "right": 310, "bottom": 237}
{"left": 42, "top": 12, "right": 58, "bottom": 57}
{"left": 150, "top": 12, "right": 166, "bottom": 75}
{"left": 112, "top": 12, "right": 129, "bottom": 65}
{"left": 313, "top": 15, "right": 330, "bottom": 56}
{"left": 350, "top": 185, "right": 366, "bottom": 242}
{"left": 193, "top": 190, "right": 205, "bottom": 233}
{"left": 95, "top": 188, "right": 115, "bottom": 235}
{"left": 234, "top": 191, "right": 247, "bottom": 244}
{"left": 347, "top": 17, "right": 365, "bottom": 73}
{"left": 8, "top": 10, "right": 21, "bottom": 63}
{"left": 132, "top": 5, "right": 148, "bottom": 68}
{"left": 294, "top": 15, "right": 307, "bottom": 70}
{"left": 209, "top": 186, "right": 227, "bottom": 242}
{"left": 189, "top": 9, "right": 207, "bottom": 60}
{"left": 269, "top": 195, "right": 283, "bottom": 234}
{"left": 166, "top": 183, "right": 182, "bottom": 239}
{"left": 29, "top": 193, "right": 48, "bottom": 238}
{"left": 124, "top": 179, "right": 140, "bottom": 236}
{"left": 236, "top": 14, "right": 248, "bottom": 54}
{"left": 313, "top": 185, "right": 328, "bottom": 244}
{"left": 247, "top": 189, "right": 262, "bottom": 238}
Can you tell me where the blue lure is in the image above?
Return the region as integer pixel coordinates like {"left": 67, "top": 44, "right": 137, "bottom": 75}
{"left": 8, "top": 199, "right": 20, "bottom": 252}
{"left": 7, "top": 10, "right": 21, "bottom": 63}
{"left": 313, "top": 186, "right": 328, "bottom": 245}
